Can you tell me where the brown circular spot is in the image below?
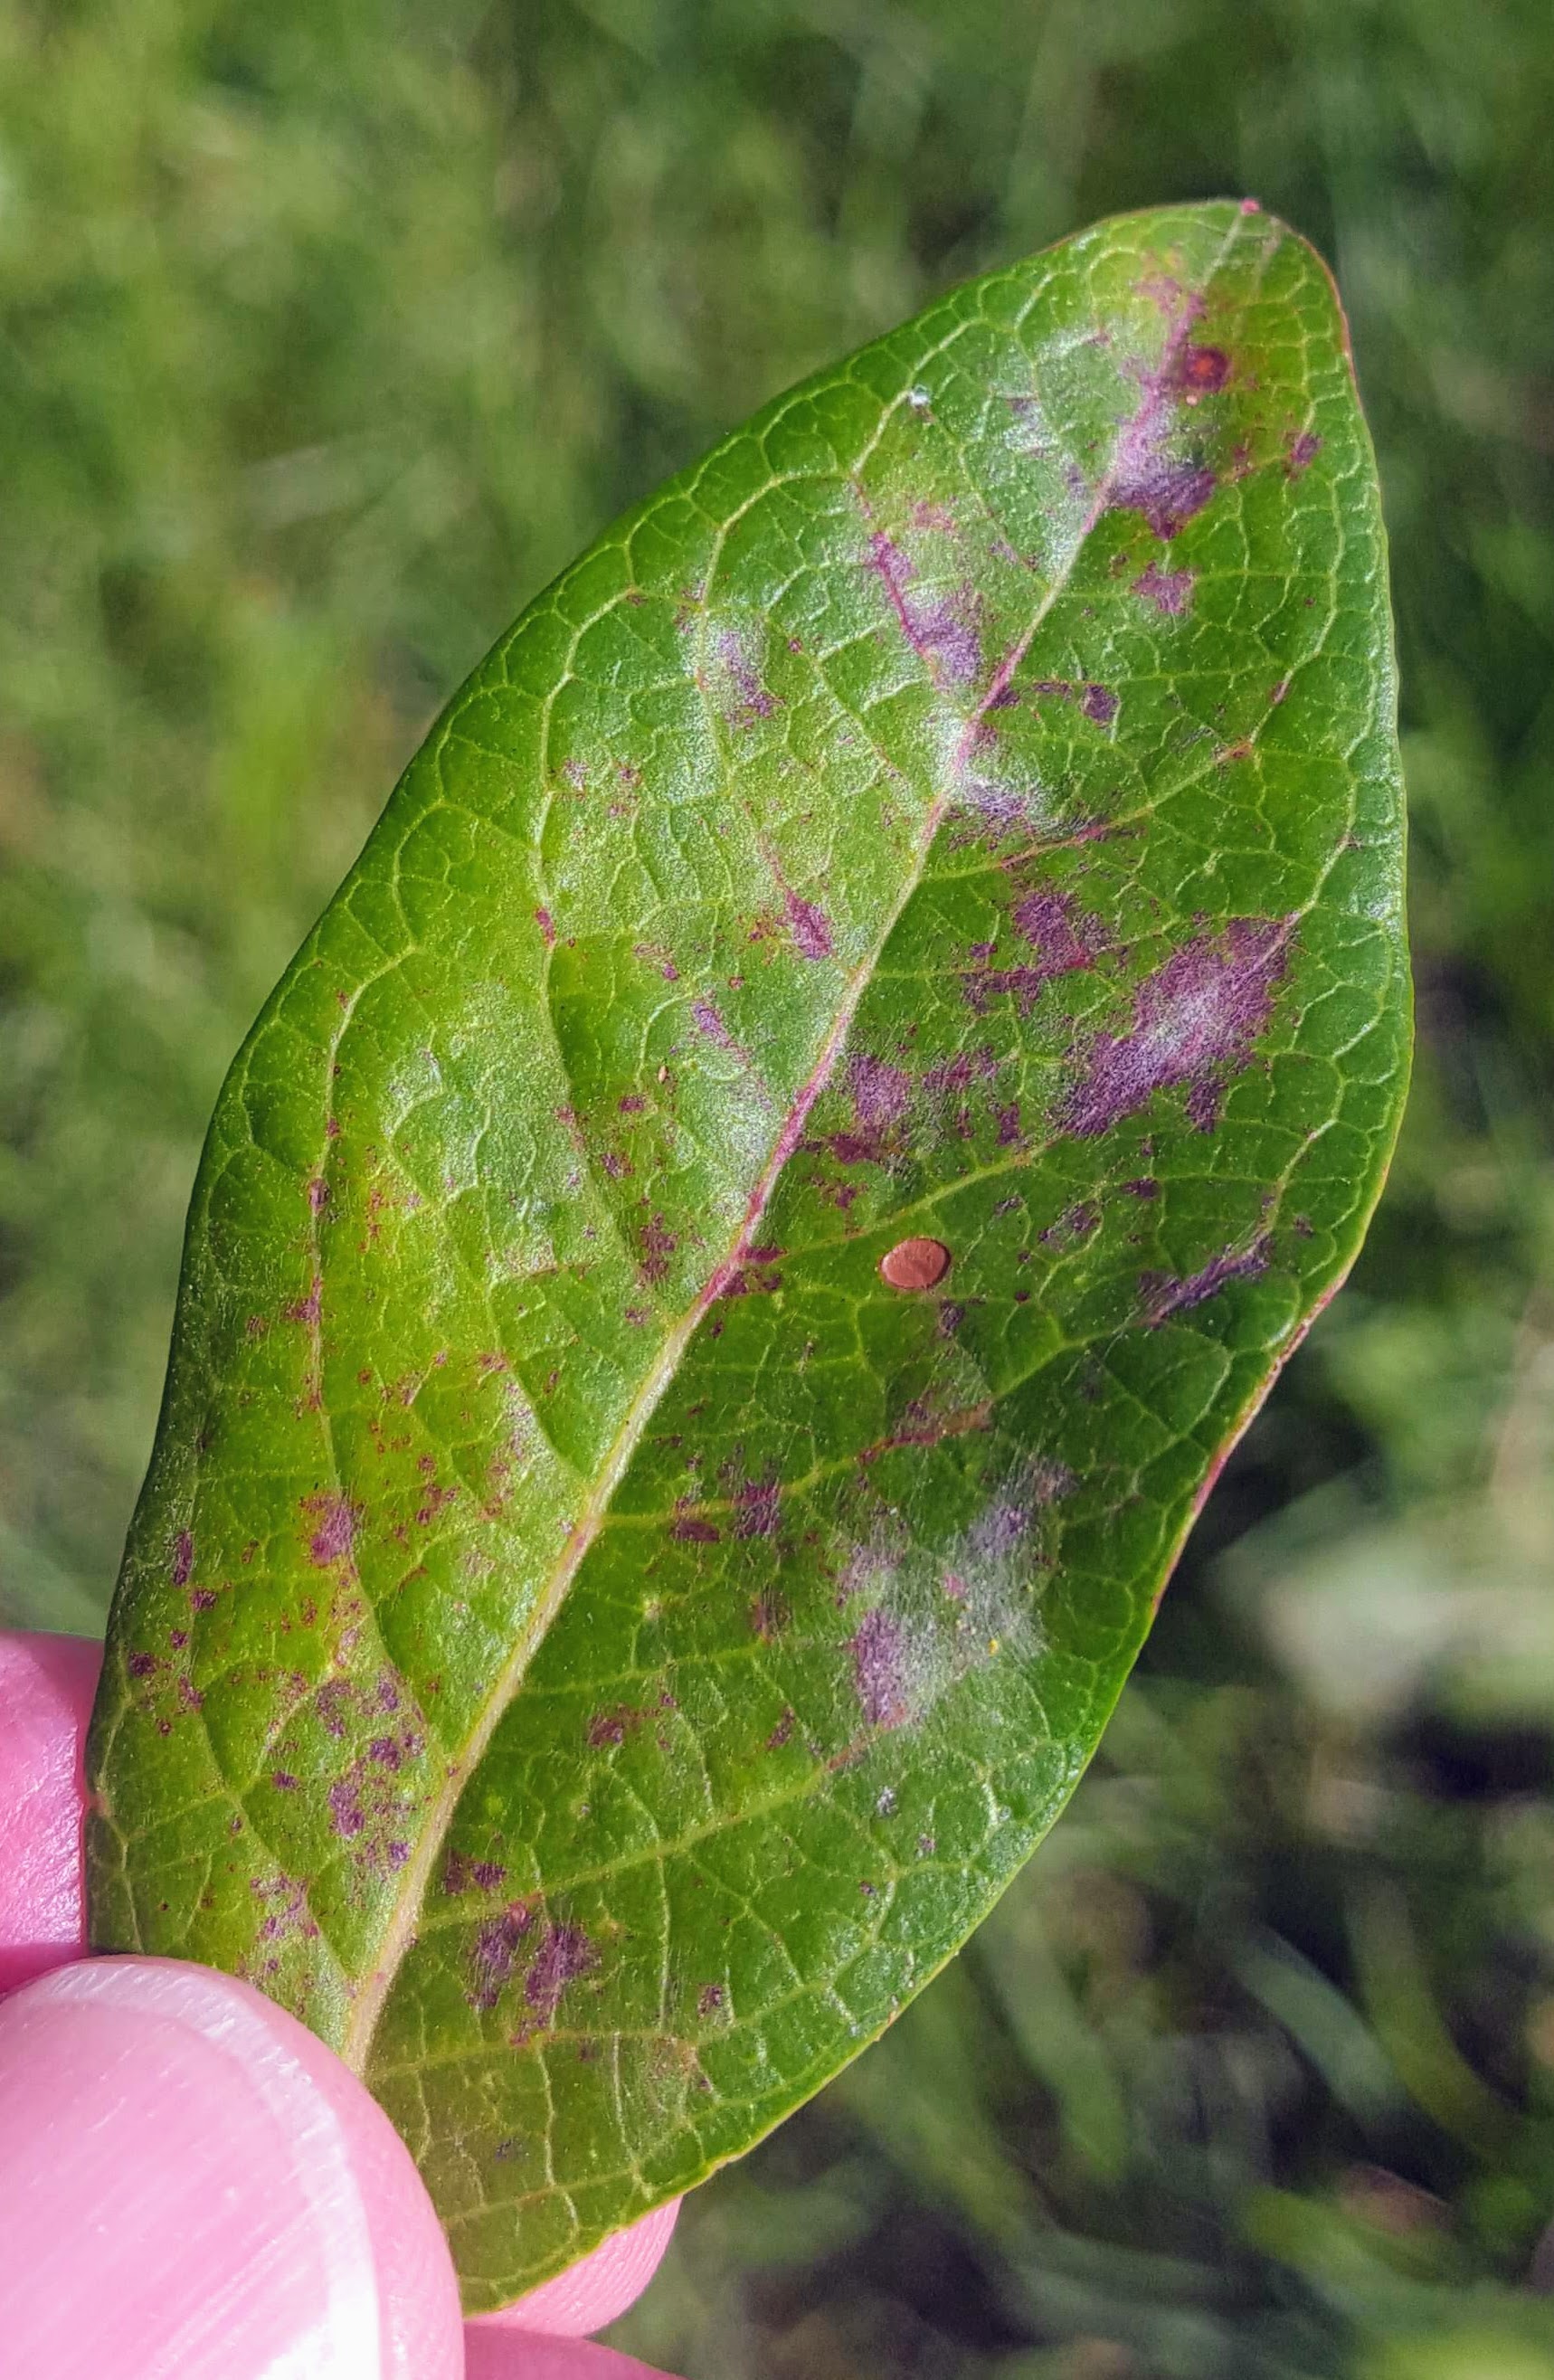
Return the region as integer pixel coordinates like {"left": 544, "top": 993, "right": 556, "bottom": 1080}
{"left": 879, "top": 1237, "right": 951, "bottom": 1292}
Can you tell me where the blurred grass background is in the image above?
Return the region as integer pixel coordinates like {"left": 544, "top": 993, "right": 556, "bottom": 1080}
{"left": 3, "top": 1, "right": 1554, "bottom": 2371}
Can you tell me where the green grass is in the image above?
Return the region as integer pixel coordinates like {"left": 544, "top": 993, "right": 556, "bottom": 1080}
{"left": 4, "top": 3, "right": 1554, "bottom": 2371}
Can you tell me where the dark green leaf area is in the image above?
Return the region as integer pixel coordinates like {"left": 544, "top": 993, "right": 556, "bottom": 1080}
{"left": 87, "top": 201, "right": 1408, "bottom": 2308}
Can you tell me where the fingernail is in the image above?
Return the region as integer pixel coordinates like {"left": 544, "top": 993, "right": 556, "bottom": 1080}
{"left": 0, "top": 1956, "right": 461, "bottom": 2380}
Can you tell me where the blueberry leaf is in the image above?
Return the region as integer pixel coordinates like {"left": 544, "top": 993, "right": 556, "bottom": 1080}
{"left": 87, "top": 200, "right": 1409, "bottom": 2309}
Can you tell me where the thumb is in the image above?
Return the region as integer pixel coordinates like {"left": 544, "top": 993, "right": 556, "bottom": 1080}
{"left": 0, "top": 1956, "right": 465, "bottom": 2380}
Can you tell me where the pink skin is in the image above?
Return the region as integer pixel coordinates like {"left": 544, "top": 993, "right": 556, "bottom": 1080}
{"left": 0, "top": 1632, "right": 680, "bottom": 2379}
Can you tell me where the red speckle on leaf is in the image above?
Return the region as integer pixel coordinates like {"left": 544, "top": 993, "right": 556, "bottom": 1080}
{"left": 1114, "top": 452, "right": 1216, "bottom": 539}
{"left": 1286, "top": 431, "right": 1322, "bottom": 476}
{"left": 171, "top": 1530, "right": 194, "bottom": 1588}
{"left": 767, "top": 1709, "right": 797, "bottom": 1749}
{"left": 720, "top": 1258, "right": 782, "bottom": 1296}
{"left": 525, "top": 1923, "right": 597, "bottom": 2018}
{"left": 639, "top": 1211, "right": 678, "bottom": 1287}
{"left": 1080, "top": 683, "right": 1118, "bottom": 725}
{"left": 307, "top": 1177, "right": 329, "bottom": 1213}
{"left": 1141, "top": 1235, "right": 1273, "bottom": 1323}
{"left": 1175, "top": 345, "right": 1231, "bottom": 395}
{"left": 587, "top": 1704, "right": 647, "bottom": 1749}
{"left": 672, "top": 1508, "right": 720, "bottom": 1544}
{"left": 1132, "top": 561, "right": 1195, "bottom": 615}
{"left": 285, "top": 1277, "right": 322, "bottom": 1325}
{"left": 848, "top": 1607, "right": 908, "bottom": 1729}
{"left": 1060, "top": 917, "right": 1293, "bottom": 1139}
{"left": 191, "top": 1588, "right": 218, "bottom": 1612}
{"left": 443, "top": 1850, "right": 508, "bottom": 1894}
{"left": 535, "top": 906, "right": 556, "bottom": 947}
{"left": 749, "top": 1590, "right": 790, "bottom": 1640}
{"left": 272, "top": 1770, "right": 298, "bottom": 1791}
{"left": 127, "top": 1651, "right": 158, "bottom": 1679}
{"left": 696, "top": 1983, "right": 725, "bottom": 2016}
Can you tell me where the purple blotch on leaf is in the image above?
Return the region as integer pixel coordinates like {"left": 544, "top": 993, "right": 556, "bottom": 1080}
{"left": 1060, "top": 917, "right": 1293, "bottom": 1140}
{"left": 1141, "top": 1233, "right": 1274, "bottom": 1324}
{"left": 784, "top": 890, "right": 834, "bottom": 962}
{"left": 470, "top": 1904, "right": 535, "bottom": 2013}
{"left": 968, "top": 889, "right": 1108, "bottom": 1016}
{"left": 734, "top": 1478, "right": 782, "bottom": 1539}
{"left": 443, "top": 1850, "right": 507, "bottom": 1895}
{"left": 848, "top": 1607, "right": 908, "bottom": 1730}
{"left": 1109, "top": 340, "right": 1218, "bottom": 539}
{"left": 691, "top": 999, "right": 738, "bottom": 1053}
{"left": 304, "top": 1493, "right": 359, "bottom": 1569}
{"left": 1132, "top": 562, "right": 1195, "bottom": 615}
{"left": 864, "top": 530, "right": 981, "bottom": 686}
{"left": 850, "top": 1051, "right": 911, "bottom": 1126}
{"left": 525, "top": 1923, "right": 598, "bottom": 2018}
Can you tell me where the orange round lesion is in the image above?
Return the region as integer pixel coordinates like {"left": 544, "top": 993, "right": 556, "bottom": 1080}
{"left": 879, "top": 1237, "right": 952, "bottom": 1292}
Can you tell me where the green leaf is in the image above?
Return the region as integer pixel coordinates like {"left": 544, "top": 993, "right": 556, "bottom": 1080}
{"left": 86, "top": 200, "right": 1409, "bottom": 2308}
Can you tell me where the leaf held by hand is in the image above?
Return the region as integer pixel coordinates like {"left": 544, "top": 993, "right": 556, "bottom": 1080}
{"left": 88, "top": 202, "right": 1410, "bottom": 2308}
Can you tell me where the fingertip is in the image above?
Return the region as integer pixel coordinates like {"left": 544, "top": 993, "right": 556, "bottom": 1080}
{"left": 0, "top": 1630, "right": 102, "bottom": 1994}
{"left": 464, "top": 2199, "right": 680, "bottom": 2343}
{"left": 464, "top": 2331, "right": 681, "bottom": 2380}
{"left": 0, "top": 1955, "right": 462, "bottom": 2380}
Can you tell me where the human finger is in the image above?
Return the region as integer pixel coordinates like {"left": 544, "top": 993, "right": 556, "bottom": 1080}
{"left": 0, "top": 1628, "right": 101, "bottom": 1994}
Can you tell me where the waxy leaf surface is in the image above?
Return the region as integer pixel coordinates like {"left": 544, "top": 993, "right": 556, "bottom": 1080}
{"left": 88, "top": 202, "right": 1409, "bottom": 2308}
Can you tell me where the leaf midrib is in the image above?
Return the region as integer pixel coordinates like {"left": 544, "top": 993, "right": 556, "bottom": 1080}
{"left": 338, "top": 204, "right": 1258, "bottom": 2075}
